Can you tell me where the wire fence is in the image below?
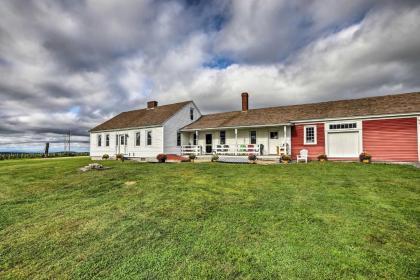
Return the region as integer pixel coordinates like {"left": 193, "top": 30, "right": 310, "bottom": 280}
{"left": 0, "top": 152, "right": 89, "bottom": 160}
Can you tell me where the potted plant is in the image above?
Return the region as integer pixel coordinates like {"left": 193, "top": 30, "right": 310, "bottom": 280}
{"left": 248, "top": 154, "right": 257, "bottom": 164}
{"left": 189, "top": 154, "right": 196, "bottom": 163}
{"left": 211, "top": 154, "right": 219, "bottom": 162}
{"left": 359, "top": 152, "right": 372, "bottom": 164}
{"left": 156, "top": 154, "right": 167, "bottom": 163}
{"left": 317, "top": 154, "right": 328, "bottom": 162}
{"left": 281, "top": 154, "right": 291, "bottom": 164}
{"left": 102, "top": 154, "right": 109, "bottom": 160}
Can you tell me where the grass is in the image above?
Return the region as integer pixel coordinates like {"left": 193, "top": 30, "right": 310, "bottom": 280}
{"left": 0, "top": 158, "right": 419, "bottom": 279}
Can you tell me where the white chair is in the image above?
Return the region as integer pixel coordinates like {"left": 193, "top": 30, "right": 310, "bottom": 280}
{"left": 297, "top": 149, "right": 308, "bottom": 163}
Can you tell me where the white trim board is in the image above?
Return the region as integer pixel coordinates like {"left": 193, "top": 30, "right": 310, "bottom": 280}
{"left": 303, "top": 125, "right": 317, "bottom": 145}
{"left": 291, "top": 112, "right": 420, "bottom": 124}
{"left": 181, "top": 123, "right": 292, "bottom": 132}
{"left": 418, "top": 116, "right": 420, "bottom": 162}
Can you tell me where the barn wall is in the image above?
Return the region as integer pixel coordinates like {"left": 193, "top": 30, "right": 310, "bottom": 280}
{"left": 362, "top": 117, "right": 418, "bottom": 162}
{"left": 291, "top": 123, "right": 325, "bottom": 160}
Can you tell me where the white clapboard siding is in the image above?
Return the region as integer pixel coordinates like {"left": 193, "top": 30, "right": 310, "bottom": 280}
{"left": 163, "top": 102, "right": 201, "bottom": 154}
{"left": 90, "top": 126, "right": 164, "bottom": 158}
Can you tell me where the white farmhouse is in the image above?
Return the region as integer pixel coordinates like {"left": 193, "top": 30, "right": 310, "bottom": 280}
{"left": 89, "top": 100, "right": 201, "bottom": 159}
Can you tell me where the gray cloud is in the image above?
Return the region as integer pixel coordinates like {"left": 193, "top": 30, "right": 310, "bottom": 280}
{"left": 0, "top": 0, "right": 419, "bottom": 151}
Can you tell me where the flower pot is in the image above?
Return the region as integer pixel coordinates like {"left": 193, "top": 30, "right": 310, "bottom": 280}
{"left": 319, "top": 159, "right": 325, "bottom": 163}
{"left": 282, "top": 160, "right": 289, "bottom": 164}
{"left": 362, "top": 159, "right": 370, "bottom": 164}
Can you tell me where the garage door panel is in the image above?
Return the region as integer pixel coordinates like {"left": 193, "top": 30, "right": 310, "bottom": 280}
{"left": 328, "top": 131, "right": 359, "bottom": 157}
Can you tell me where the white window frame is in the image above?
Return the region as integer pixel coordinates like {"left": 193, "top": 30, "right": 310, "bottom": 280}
{"left": 177, "top": 132, "right": 181, "bottom": 147}
{"left": 146, "top": 130, "right": 152, "bottom": 146}
{"left": 190, "top": 108, "right": 194, "bottom": 120}
{"left": 304, "top": 125, "right": 317, "bottom": 145}
{"left": 105, "top": 134, "right": 110, "bottom": 146}
{"left": 135, "top": 132, "right": 141, "bottom": 146}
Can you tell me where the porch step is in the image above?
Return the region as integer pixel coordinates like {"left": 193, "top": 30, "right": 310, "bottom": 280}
{"left": 218, "top": 156, "right": 250, "bottom": 164}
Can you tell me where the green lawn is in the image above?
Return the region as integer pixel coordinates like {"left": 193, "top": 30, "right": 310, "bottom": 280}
{"left": 0, "top": 158, "right": 419, "bottom": 279}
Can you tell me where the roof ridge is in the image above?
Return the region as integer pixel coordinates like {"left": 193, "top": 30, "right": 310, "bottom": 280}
{"left": 121, "top": 100, "right": 192, "bottom": 114}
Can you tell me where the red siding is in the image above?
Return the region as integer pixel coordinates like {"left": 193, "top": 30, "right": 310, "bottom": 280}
{"left": 291, "top": 123, "right": 325, "bottom": 160}
{"left": 363, "top": 117, "right": 418, "bottom": 162}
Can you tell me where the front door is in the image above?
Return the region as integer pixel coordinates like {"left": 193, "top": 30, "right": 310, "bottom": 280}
{"left": 268, "top": 131, "right": 281, "bottom": 154}
{"left": 205, "top": 134, "right": 212, "bottom": 154}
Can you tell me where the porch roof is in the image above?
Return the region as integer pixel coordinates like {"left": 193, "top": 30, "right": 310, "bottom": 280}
{"left": 182, "top": 92, "right": 420, "bottom": 131}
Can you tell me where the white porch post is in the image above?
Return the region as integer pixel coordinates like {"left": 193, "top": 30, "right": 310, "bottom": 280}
{"left": 234, "top": 128, "right": 238, "bottom": 155}
{"left": 195, "top": 130, "right": 199, "bottom": 155}
{"left": 283, "top": 126, "right": 287, "bottom": 154}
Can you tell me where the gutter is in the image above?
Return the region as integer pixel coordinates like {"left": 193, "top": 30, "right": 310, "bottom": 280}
{"left": 89, "top": 124, "right": 162, "bottom": 133}
{"left": 181, "top": 123, "right": 293, "bottom": 132}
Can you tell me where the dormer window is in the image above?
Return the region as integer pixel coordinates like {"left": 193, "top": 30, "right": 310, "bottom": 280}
{"left": 190, "top": 108, "right": 194, "bottom": 120}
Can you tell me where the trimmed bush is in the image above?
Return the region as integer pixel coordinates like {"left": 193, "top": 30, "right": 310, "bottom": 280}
{"left": 156, "top": 154, "right": 167, "bottom": 163}
{"left": 317, "top": 154, "right": 328, "bottom": 161}
{"left": 102, "top": 154, "right": 109, "bottom": 160}
{"left": 211, "top": 154, "right": 219, "bottom": 162}
{"left": 116, "top": 154, "right": 124, "bottom": 161}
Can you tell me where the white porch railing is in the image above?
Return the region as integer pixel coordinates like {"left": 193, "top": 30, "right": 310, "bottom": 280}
{"left": 181, "top": 143, "right": 289, "bottom": 156}
{"left": 214, "top": 144, "right": 261, "bottom": 155}
{"left": 181, "top": 145, "right": 202, "bottom": 155}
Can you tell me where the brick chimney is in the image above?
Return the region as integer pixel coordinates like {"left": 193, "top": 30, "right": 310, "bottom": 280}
{"left": 147, "top": 101, "right": 158, "bottom": 109}
{"left": 241, "top": 92, "right": 249, "bottom": 112}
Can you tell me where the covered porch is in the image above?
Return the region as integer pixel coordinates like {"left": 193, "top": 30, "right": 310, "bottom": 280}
{"left": 180, "top": 125, "right": 292, "bottom": 156}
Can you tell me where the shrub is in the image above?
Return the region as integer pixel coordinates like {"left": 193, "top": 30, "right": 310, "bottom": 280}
{"left": 116, "top": 154, "right": 124, "bottom": 161}
{"left": 359, "top": 152, "right": 372, "bottom": 163}
{"left": 248, "top": 154, "right": 257, "bottom": 162}
{"left": 102, "top": 154, "right": 109, "bottom": 160}
{"left": 189, "top": 154, "right": 196, "bottom": 162}
{"left": 281, "top": 154, "right": 291, "bottom": 162}
{"left": 211, "top": 154, "right": 219, "bottom": 162}
{"left": 317, "top": 154, "right": 328, "bottom": 161}
{"left": 156, "top": 154, "right": 167, "bottom": 163}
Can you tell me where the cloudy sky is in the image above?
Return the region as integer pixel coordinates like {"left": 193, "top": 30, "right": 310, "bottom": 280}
{"left": 1, "top": 0, "right": 420, "bottom": 152}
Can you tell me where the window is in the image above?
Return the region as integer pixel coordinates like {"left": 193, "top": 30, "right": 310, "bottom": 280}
{"left": 177, "top": 132, "right": 181, "bottom": 146}
{"left": 329, "top": 123, "right": 357, "bottom": 130}
{"left": 220, "top": 131, "right": 226, "bottom": 145}
{"left": 105, "top": 134, "right": 110, "bottom": 146}
{"left": 193, "top": 133, "right": 197, "bottom": 145}
{"left": 97, "top": 135, "right": 102, "bottom": 147}
{"left": 136, "top": 132, "right": 141, "bottom": 146}
{"left": 250, "top": 131, "right": 257, "bottom": 144}
{"left": 190, "top": 108, "right": 194, "bottom": 120}
{"left": 147, "top": 131, "right": 152, "bottom": 146}
{"left": 304, "top": 125, "right": 317, "bottom": 145}
{"left": 270, "top": 131, "right": 278, "bottom": 139}
{"left": 120, "top": 135, "right": 125, "bottom": 145}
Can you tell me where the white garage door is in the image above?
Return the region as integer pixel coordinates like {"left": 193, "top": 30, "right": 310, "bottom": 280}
{"left": 327, "top": 131, "right": 359, "bottom": 157}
